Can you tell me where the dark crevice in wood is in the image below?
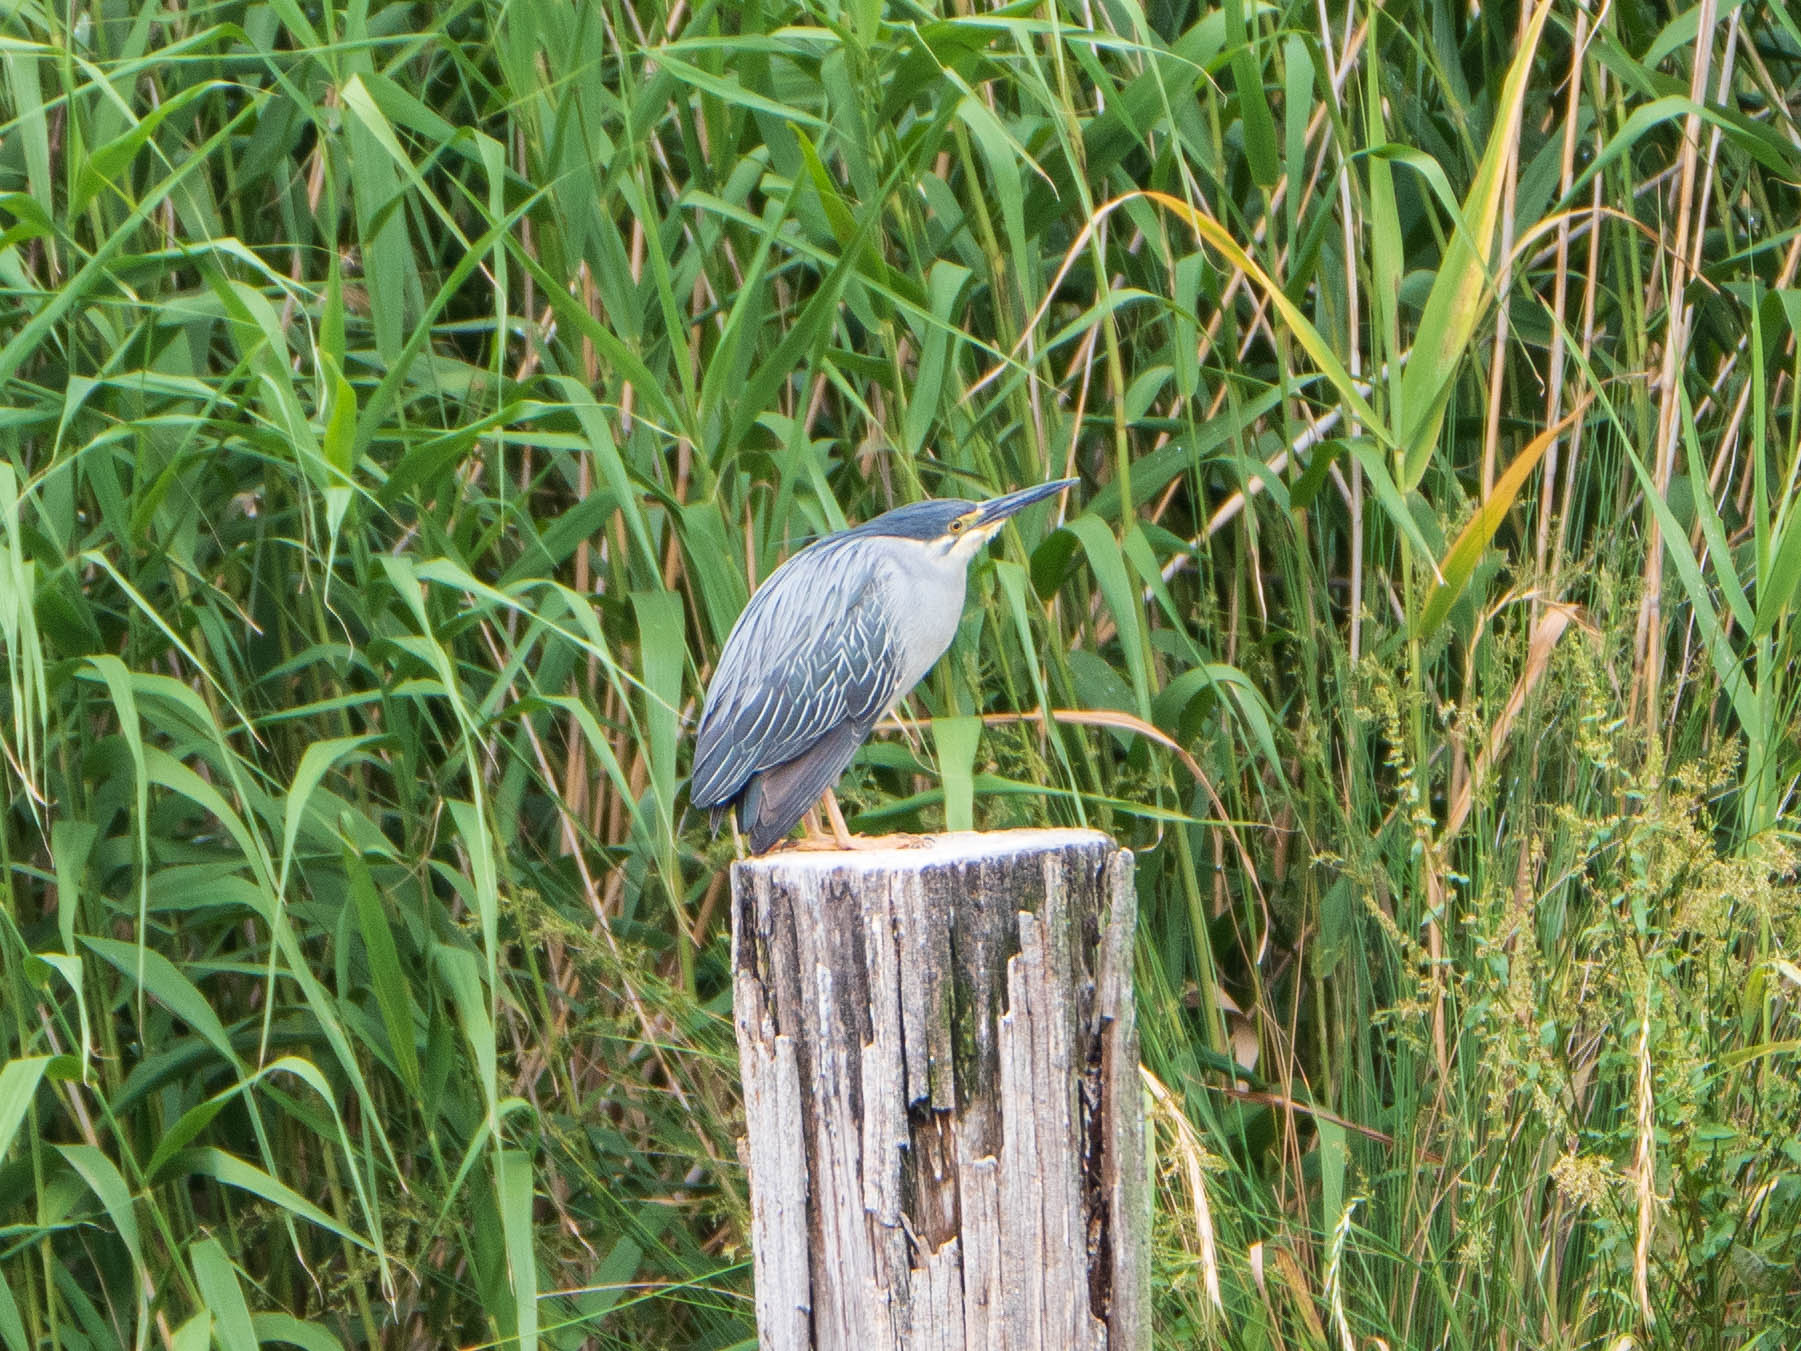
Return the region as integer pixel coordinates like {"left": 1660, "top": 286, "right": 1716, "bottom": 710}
{"left": 1083, "top": 998, "right": 1114, "bottom": 1324}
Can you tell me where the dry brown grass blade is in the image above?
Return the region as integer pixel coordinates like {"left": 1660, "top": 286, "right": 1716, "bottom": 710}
{"left": 1633, "top": 1010, "right": 1658, "bottom": 1325}
{"left": 970, "top": 706, "right": 1203, "bottom": 780}
{"left": 965, "top": 707, "right": 1274, "bottom": 914}
{"left": 1439, "top": 601, "right": 1585, "bottom": 845}
{"left": 1636, "top": 0, "right": 1722, "bottom": 732}
{"left": 1270, "top": 1241, "right": 1331, "bottom": 1346}
{"left": 1212, "top": 1084, "right": 1407, "bottom": 1153}
{"left": 1142, "top": 1066, "right": 1225, "bottom": 1319}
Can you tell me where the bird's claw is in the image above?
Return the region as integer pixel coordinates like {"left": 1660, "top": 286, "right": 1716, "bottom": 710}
{"left": 769, "top": 830, "right": 933, "bottom": 854}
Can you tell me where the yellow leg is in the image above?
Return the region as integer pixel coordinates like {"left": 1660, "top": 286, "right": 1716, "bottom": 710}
{"left": 822, "top": 788, "right": 855, "bottom": 849}
{"left": 776, "top": 806, "right": 837, "bottom": 852}
{"left": 780, "top": 793, "right": 915, "bottom": 853}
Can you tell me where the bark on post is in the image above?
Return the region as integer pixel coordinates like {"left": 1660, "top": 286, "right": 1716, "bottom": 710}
{"left": 731, "top": 828, "right": 1147, "bottom": 1350}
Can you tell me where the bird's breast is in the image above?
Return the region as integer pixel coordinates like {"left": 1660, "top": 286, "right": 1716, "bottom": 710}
{"left": 876, "top": 543, "right": 968, "bottom": 697}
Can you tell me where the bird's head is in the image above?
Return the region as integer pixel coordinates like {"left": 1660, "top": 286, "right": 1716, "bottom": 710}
{"left": 850, "top": 479, "right": 1078, "bottom": 563}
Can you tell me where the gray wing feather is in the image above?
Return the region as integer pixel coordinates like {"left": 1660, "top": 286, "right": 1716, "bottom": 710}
{"left": 739, "top": 721, "right": 868, "bottom": 853}
{"left": 690, "top": 539, "right": 903, "bottom": 809}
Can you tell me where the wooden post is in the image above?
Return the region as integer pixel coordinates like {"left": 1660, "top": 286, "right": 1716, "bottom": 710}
{"left": 731, "top": 829, "right": 1147, "bottom": 1350}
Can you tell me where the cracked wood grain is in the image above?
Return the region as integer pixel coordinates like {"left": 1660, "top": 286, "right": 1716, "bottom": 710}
{"left": 731, "top": 829, "right": 1146, "bottom": 1351}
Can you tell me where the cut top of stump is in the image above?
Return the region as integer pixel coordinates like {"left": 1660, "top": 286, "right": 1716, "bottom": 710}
{"left": 730, "top": 827, "right": 1116, "bottom": 876}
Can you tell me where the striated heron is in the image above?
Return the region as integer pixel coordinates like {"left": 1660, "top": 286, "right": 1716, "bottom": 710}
{"left": 689, "top": 479, "right": 1077, "bottom": 853}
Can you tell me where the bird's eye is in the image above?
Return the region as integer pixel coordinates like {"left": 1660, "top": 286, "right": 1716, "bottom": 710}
{"left": 948, "top": 517, "right": 967, "bottom": 534}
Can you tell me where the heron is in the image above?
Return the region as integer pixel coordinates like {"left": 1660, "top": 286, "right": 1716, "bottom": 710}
{"left": 689, "top": 479, "right": 1077, "bottom": 853}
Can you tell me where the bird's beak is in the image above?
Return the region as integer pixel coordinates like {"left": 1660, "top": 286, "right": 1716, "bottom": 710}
{"left": 973, "top": 478, "right": 1078, "bottom": 529}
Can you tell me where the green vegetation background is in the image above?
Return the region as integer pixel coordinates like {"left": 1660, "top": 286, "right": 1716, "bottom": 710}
{"left": 2, "top": 0, "right": 1799, "bottom": 1346}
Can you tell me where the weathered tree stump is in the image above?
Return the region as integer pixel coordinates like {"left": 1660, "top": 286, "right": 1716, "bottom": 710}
{"left": 731, "top": 829, "right": 1146, "bottom": 1350}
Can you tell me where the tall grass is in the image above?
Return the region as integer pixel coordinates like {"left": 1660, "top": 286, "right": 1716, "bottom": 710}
{"left": 1, "top": 0, "right": 1797, "bottom": 1347}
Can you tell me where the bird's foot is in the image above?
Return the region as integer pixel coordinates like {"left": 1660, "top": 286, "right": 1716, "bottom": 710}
{"left": 859, "top": 832, "right": 932, "bottom": 849}
{"left": 770, "top": 830, "right": 933, "bottom": 854}
{"left": 772, "top": 834, "right": 848, "bottom": 853}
